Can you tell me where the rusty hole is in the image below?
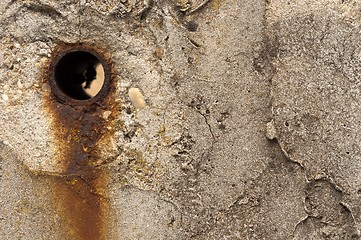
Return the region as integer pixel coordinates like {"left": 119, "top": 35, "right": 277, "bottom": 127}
{"left": 50, "top": 48, "right": 110, "bottom": 103}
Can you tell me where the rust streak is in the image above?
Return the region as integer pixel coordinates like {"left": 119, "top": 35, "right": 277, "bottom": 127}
{"left": 42, "top": 44, "right": 117, "bottom": 240}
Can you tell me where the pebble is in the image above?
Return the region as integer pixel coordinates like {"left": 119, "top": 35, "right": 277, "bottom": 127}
{"left": 128, "top": 87, "right": 146, "bottom": 109}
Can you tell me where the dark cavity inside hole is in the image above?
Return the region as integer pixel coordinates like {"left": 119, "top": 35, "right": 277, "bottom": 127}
{"left": 54, "top": 51, "right": 105, "bottom": 100}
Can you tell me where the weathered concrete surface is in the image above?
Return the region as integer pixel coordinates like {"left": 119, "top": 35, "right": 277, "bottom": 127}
{"left": 0, "top": 0, "right": 360, "bottom": 239}
{"left": 267, "top": 0, "right": 361, "bottom": 238}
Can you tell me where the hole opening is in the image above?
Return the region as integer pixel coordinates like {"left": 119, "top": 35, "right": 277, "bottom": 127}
{"left": 53, "top": 50, "right": 106, "bottom": 101}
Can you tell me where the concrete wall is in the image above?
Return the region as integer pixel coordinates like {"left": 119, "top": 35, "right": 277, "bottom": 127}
{"left": 0, "top": 0, "right": 360, "bottom": 239}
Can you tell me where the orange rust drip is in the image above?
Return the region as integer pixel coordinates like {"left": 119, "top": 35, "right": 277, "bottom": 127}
{"left": 50, "top": 103, "right": 107, "bottom": 240}
{"left": 42, "top": 45, "right": 116, "bottom": 240}
{"left": 54, "top": 174, "right": 104, "bottom": 240}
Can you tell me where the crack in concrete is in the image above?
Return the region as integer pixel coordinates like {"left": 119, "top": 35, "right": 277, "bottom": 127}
{"left": 260, "top": 12, "right": 359, "bottom": 233}
{"left": 340, "top": 202, "right": 361, "bottom": 236}
{"left": 273, "top": 138, "right": 305, "bottom": 168}
{"left": 306, "top": 172, "right": 344, "bottom": 193}
{"left": 263, "top": 33, "right": 360, "bottom": 240}
{"left": 271, "top": 122, "right": 359, "bottom": 232}
{"left": 288, "top": 215, "right": 313, "bottom": 239}
{"left": 198, "top": 110, "right": 215, "bottom": 145}
{"left": 271, "top": 134, "right": 360, "bottom": 237}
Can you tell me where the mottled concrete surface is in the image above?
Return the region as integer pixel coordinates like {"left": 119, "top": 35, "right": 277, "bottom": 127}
{"left": 0, "top": 0, "right": 360, "bottom": 239}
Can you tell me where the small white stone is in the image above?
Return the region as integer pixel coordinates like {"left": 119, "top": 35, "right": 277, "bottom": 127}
{"left": 128, "top": 87, "right": 146, "bottom": 109}
{"left": 103, "top": 110, "right": 112, "bottom": 120}
{"left": 2, "top": 94, "right": 9, "bottom": 102}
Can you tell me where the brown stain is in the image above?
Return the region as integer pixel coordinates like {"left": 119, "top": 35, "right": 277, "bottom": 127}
{"left": 41, "top": 44, "right": 119, "bottom": 240}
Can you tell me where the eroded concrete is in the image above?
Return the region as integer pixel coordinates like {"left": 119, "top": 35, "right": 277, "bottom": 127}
{"left": 0, "top": 0, "right": 360, "bottom": 239}
{"left": 268, "top": 0, "right": 361, "bottom": 238}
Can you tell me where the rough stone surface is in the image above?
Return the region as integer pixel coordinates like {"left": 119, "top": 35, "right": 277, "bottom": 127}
{"left": 0, "top": 0, "right": 360, "bottom": 239}
{"left": 268, "top": 0, "right": 361, "bottom": 238}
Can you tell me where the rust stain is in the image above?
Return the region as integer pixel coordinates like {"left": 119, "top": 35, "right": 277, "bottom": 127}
{"left": 41, "top": 44, "right": 118, "bottom": 240}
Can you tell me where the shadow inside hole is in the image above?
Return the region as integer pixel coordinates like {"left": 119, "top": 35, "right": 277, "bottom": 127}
{"left": 54, "top": 51, "right": 105, "bottom": 100}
